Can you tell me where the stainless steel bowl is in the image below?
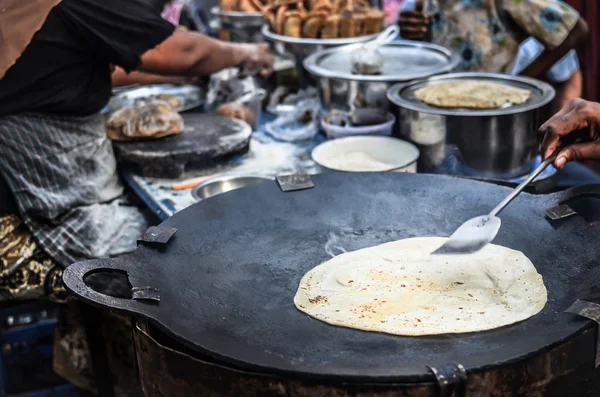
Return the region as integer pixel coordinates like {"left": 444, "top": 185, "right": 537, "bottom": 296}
{"left": 192, "top": 175, "right": 271, "bottom": 201}
{"left": 262, "top": 25, "right": 378, "bottom": 59}
{"left": 262, "top": 25, "right": 379, "bottom": 85}
{"left": 387, "top": 72, "right": 555, "bottom": 178}
{"left": 211, "top": 7, "right": 265, "bottom": 43}
{"left": 303, "top": 41, "right": 459, "bottom": 111}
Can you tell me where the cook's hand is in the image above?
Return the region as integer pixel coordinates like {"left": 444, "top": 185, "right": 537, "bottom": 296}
{"left": 237, "top": 43, "right": 274, "bottom": 77}
{"left": 539, "top": 98, "right": 600, "bottom": 169}
{"left": 398, "top": 0, "right": 429, "bottom": 40}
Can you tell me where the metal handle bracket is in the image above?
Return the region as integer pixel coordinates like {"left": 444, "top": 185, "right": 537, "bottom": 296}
{"left": 428, "top": 362, "right": 467, "bottom": 397}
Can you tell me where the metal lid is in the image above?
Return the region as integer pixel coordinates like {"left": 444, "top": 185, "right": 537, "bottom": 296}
{"left": 387, "top": 72, "right": 556, "bottom": 117}
{"left": 303, "top": 40, "right": 459, "bottom": 83}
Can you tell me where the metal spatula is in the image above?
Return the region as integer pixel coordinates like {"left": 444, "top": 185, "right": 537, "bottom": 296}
{"left": 432, "top": 133, "right": 585, "bottom": 255}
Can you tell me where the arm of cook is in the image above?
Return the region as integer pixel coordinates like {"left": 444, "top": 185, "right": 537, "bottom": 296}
{"left": 111, "top": 66, "right": 193, "bottom": 87}
{"left": 539, "top": 99, "right": 600, "bottom": 169}
{"left": 503, "top": 0, "right": 588, "bottom": 79}
{"left": 137, "top": 31, "right": 274, "bottom": 78}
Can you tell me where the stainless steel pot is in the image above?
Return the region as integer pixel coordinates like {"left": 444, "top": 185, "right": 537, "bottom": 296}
{"left": 211, "top": 7, "right": 265, "bottom": 43}
{"left": 387, "top": 73, "right": 555, "bottom": 178}
{"left": 303, "top": 41, "right": 459, "bottom": 111}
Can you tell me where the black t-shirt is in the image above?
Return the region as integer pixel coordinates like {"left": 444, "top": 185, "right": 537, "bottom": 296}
{"left": 0, "top": 0, "right": 175, "bottom": 117}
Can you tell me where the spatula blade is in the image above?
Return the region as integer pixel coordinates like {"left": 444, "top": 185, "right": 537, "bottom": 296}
{"left": 432, "top": 215, "right": 502, "bottom": 255}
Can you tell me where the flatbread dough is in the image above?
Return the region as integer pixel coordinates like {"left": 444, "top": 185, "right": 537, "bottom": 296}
{"left": 414, "top": 81, "right": 531, "bottom": 109}
{"left": 294, "top": 237, "right": 547, "bottom": 336}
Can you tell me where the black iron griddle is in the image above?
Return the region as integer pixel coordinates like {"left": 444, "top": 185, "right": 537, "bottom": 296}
{"left": 113, "top": 113, "right": 252, "bottom": 178}
{"left": 63, "top": 173, "right": 600, "bottom": 383}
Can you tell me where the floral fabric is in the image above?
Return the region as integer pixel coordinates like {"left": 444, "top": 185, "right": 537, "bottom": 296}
{"left": 424, "top": 0, "right": 580, "bottom": 73}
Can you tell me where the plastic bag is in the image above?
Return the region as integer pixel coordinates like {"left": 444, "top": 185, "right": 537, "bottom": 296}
{"left": 263, "top": 99, "right": 321, "bottom": 142}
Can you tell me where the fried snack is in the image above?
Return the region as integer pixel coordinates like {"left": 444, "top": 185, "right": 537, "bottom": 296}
{"left": 339, "top": 10, "right": 364, "bottom": 37}
{"left": 363, "top": 9, "right": 385, "bottom": 35}
{"left": 240, "top": 0, "right": 384, "bottom": 38}
{"left": 220, "top": 0, "right": 238, "bottom": 11}
{"left": 239, "top": 0, "right": 260, "bottom": 12}
{"left": 275, "top": 5, "right": 290, "bottom": 34}
{"left": 263, "top": 4, "right": 278, "bottom": 30}
{"left": 283, "top": 10, "right": 304, "bottom": 37}
{"left": 216, "top": 103, "right": 256, "bottom": 126}
{"left": 331, "top": 0, "right": 345, "bottom": 14}
{"left": 302, "top": 11, "right": 328, "bottom": 38}
{"left": 320, "top": 14, "right": 340, "bottom": 38}
{"left": 310, "top": 0, "right": 332, "bottom": 12}
{"left": 250, "top": 0, "right": 269, "bottom": 9}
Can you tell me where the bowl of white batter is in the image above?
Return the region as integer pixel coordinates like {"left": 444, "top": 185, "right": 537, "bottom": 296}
{"left": 311, "top": 136, "right": 419, "bottom": 173}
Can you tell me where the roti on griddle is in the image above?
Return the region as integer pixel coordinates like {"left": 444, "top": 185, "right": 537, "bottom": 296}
{"left": 294, "top": 237, "right": 547, "bottom": 336}
{"left": 414, "top": 80, "right": 532, "bottom": 109}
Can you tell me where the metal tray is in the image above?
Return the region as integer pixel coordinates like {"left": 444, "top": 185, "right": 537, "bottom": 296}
{"left": 304, "top": 41, "right": 459, "bottom": 83}
{"left": 108, "top": 84, "right": 204, "bottom": 113}
{"left": 387, "top": 72, "right": 555, "bottom": 117}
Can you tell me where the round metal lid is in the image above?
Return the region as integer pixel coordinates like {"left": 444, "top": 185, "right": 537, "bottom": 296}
{"left": 387, "top": 72, "right": 556, "bottom": 116}
{"left": 303, "top": 40, "right": 459, "bottom": 83}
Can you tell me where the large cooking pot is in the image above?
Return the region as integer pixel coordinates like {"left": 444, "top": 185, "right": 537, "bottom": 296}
{"left": 387, "top": 72, "right": 555, "bottom": 178}
{"left": 303, "top": 41, "right": 458, "bottom": 111}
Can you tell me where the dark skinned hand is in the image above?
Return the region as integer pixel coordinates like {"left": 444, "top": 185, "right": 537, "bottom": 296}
{"left": 539, "top": 98, "right": 600, "bottom": 169}
{"left": 398, "top": 0, "right": 429, "bottom": 40}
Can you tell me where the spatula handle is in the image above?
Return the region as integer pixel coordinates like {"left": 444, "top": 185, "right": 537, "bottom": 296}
{"left": 489, "top": 130, "right": 588, "bottom": 217}
{"left": 488, "top": 154, "right": 556, "bottom": 217}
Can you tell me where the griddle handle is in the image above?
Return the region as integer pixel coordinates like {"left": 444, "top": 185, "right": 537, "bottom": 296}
{"left": 63, "top": 259, "right": 158, "bottom": 316}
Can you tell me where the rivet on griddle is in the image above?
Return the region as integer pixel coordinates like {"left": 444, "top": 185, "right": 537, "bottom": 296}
{"left": 137, "top": 226, "right": 177, "bottom": 246}
{"left": 276, "top": 173, "right": 315, "bottom": 192}
{"left": 131, "top": 287, "right": 161, "bottom": 304}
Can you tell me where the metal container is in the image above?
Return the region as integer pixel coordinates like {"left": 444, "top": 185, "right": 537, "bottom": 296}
{"left": 211, "top": 7, "right": 265, "bottom": 43}
{"left": 262, "top": 26, "right": 379, "bottom": 86}
{"left": 387, "top": 72, "right": 555, "bottom": 178}
{"left": 107, "top": 84, "right": 204, "bottom": 113}
{"left": 311, "top": 136, "right": 419, "bottom": 173}
{"left": 191, "top": 174, "right": 271, "bottom": 201}
{"left": 303, "top": 41, "right": 459, "bottom": 111}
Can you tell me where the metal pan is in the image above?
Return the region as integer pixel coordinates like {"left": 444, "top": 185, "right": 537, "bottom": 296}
{"left": 107, "top": 84, "right": 204, "bottom": 113}
{"left": 63, "top": 173, "right": 600, "bottom": 382}
{"left": 191, "top": 175, "right": 272, "bottom": 201}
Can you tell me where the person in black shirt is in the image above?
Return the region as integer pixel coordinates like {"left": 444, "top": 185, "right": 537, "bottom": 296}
{"left": 0, "top": 0, "right": 272, "bottom": 394}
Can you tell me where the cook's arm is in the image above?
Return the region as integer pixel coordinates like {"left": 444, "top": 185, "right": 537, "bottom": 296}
{"left": 520, "top": 18, "right": 588, "bottom": 79}
{"left": 111, "top": 67, "right": 188, "bottom": 87}
{"left": 137, "top": 30, "right": 273, "bottom": 77}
